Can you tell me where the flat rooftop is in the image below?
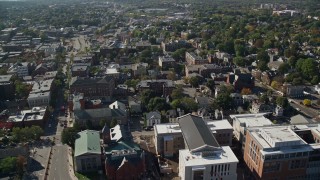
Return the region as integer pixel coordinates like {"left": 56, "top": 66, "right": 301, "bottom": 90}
{"left": 180, "top": 146, "right": 238, "bottom": 166}
{"left": 155, "top": 120, "right": 233, "bottom": 135}
{"left": 249, "top": 126, "right": 311, "bottom": 155}
{"left": 231, "top": 113, "right": 273, "bottom": 127}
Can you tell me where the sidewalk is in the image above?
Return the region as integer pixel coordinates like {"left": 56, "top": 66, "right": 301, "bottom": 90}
{"left": 67, "top": 146, "right": 77, "bottom": 180}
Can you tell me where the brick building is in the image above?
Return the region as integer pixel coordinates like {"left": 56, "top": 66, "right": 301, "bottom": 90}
{"left": 69, "top": 76, "right": 115, "bottom": 99}
{"left": 136, "top": 79, "right": 175, "bottom": 97}
{"left": 244, "top": 124, "right": 320, "bottom": 180}
{"left": 104, "top": 125, "right": 145, "bottom": 180}
{"left": 185, "top": 52, "right": 208, "bottom": 65}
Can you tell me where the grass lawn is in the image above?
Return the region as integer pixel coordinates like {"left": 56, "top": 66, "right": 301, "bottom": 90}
{"left": 75, "top": 172, "right": 106, "bottom": 180}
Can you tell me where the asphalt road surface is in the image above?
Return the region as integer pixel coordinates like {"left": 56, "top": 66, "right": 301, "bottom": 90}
{"left": 47, "top": 145, "right": 71, "bottom": 180}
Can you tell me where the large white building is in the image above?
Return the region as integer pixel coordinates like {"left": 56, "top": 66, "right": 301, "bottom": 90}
{"left": 178, "top": 114, "right": 238, "bottom": 180}
{"left": 154, "top": 116, "right": 233, "bottom": 157}
{"left": 231, "top": 113, "right": 273, "bottom": 150}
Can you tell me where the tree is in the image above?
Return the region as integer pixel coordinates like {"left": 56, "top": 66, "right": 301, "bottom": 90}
{"left": 189, "top": 76, "right": 200, "bottom": 87}
{"left": 311, "top": 76, "right": 319, "bottom": 85}
{"left": 257, "top": 61, "right": 269, "bottom": 71}
{"left": 16, "top": 156, "right": 26, "bottom": 178}
{"left": 303, "top": 99, "right": 311, "bottom": 106}
{"left": 15, "top": 80, "right": 31, "bottom": 98}
{"left": 171, "top": 86, "right": 184, "bottom": 100}
{"left": 206, "top": 80, "right": 215, "bottom": 91}
{"left": 233, "top": 56, "right": 245, "bottom": 67}
{"left": 125, "top": 79, "right": 140, "bottom": 88}
{"left": 61, "top": 127, "right": 78, "bottom": 147}
{"left": 172, "top": 48, "right": 187, "bottom": 61}
{"left": 0, "top": 68, "right": 7, "bottom": 75}
{"left": 110, "top": 118, "right": 118, "bottom": 128}
{"left": 259, "top": 93, "right": 269, "bottom": 104}
{"left": 276, "top": 97, "right": 288, "bottom": 108}
{"left": 166, "top": 71, "right": 176, "bottom": 81}
{"left": 271, "top": 81, "right": 280, "bottom": 90}
{"left": 257, "top": 50, "right": 269, "bottom": 62}
{"left": 215, "top": 93, "right": 233, "bottom": 110}
{"left": 140, "top": 90, "right": 156, "bottom": 106}
{"left": 241, "top": 88, "right": 252, "bottom": 95}
{"left": 147, "top": 97, "right": 168, "bottom": 111}
{"left": 99, "top": 119, "right": 107, "bottom": 128}
{"left": 0, "top": 157, "right": 17, "bottom": 174}
{"left": 180, "top": 97, "right": 198, "bottom": 113}
{"left": 278, "top": 63, "right": 290, "bottom": 74}
{"left": 29, "top": 125, "right": 44, "bottom": 140}
{"left": 171, "top": 99, "right": 182, "bottom": 109}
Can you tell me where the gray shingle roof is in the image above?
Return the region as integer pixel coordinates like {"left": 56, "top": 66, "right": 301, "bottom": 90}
{"left": 178, "top": 114, "right": 220, "bottom": 151}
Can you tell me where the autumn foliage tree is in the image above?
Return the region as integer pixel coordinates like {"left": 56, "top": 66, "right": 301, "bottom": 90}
{"left": 241, "top": 88, "right": 252, "bottom": 95}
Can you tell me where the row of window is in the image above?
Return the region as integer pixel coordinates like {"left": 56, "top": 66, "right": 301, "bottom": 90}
{"left": 263, "top": 152, "right": 309, "bottom": 161}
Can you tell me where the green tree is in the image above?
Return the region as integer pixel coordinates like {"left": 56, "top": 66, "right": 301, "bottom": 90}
{"left": 257, "top": 50, "right": 269, "bottom": 62}
{"left": 215, "top": 93, "right": 233, "bottom": 110}
{"left": 257, "top": 61, "right": 269, "bottom": 71}
{"left": 15, "top": 80, "right": 30, "bottom": 98}
{"left": 172, "top": 48, "right": 187, "bottom": 61}
{"left": 278, "top": 63, "right": 290, "bottom": 74}
{"left": 140, "top": 90, "right": 156, "bottom": 106}
{"left": 189, "top": 76, "right": 200, "bottom": 87}
{"left": 124, "top": 79, "right": 140, "bottom": 88}
{"left": 147, "top": 97, "right": 168, "bottom": 111}
{"left": 110, "top": 118, "right": 118, "bottom": 128}
{"left": 171, "top": 86, "right": 184, "bottom": 100}
{"left": 206, "top": 80, "right": 215, "bottom": 91}
{"left": 99, "top": 119, "right": 107, "bottom": 128}
{"left": 276, "top": 97, "right": 288, "bottom": 108}
{"left": 180, "top": 97, "right": 198, "bottom": 113}
{"left": 311, "top": 76, "right": 319, "bottom": 85}
{"left": 0, "top": 68, "right": 7, "bottom": 75}
{"left": 0, "top": 157, "right": 17, "bottom": 174}
{"left": 61, "top": 127, "right": 79, "bottom": 147}
{"left": 233, "top": 56, "right": 245, "bottom": 67}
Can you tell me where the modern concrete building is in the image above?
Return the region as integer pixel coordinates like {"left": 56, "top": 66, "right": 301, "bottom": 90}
{"left": 231, "top": 113, "right": 273, "bottom": 151}
{"left": 154, "top": 114, "right": 233, "bottom": 157}
{"left": 74, "top": 130, "right": 102, "bottom": 172}
{"left": 178, "top": 114, "right": 238, "bottom": 180}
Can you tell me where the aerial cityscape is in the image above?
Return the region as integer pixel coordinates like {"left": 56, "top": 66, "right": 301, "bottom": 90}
{"left": 0, "top": 0, "right": 319, "bottom": 179}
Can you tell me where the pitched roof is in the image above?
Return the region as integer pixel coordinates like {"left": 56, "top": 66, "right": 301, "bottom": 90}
{"left": 74, "top": 130, "right": 101, "bottom": 157}
{"left": 178, "top": 114, "right": 220, "bottom": 152}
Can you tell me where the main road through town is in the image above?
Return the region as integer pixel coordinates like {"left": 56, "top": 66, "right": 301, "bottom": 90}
{"left": 43, "top": 86, "right": 75, "bottom": 180}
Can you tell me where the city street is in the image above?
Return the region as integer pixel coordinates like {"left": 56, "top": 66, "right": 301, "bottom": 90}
{"left": 47, "top": 145, "right": 73, "bottom": 180}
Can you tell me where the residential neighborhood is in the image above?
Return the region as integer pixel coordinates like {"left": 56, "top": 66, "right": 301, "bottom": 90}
{"left": 0, "top": 0, "right": 319, "bottom": 180}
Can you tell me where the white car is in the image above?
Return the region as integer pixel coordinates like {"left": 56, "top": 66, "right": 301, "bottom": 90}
{"left": 48, "top": 124, "right": 51, "bottom": 128}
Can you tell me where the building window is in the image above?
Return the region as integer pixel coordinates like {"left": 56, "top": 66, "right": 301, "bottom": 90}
{"left": 263, "top": 162, "right": 281, "bottom": 173}
{"left": 290, "top": 159, "right": 306, "bottom": 169}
